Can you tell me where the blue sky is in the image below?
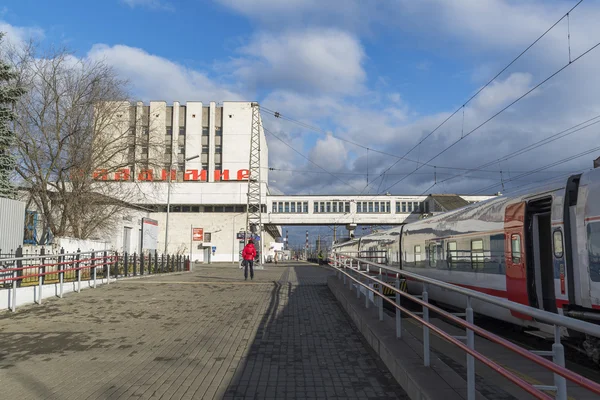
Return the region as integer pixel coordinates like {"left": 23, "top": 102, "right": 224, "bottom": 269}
{"left": 3, "top": 0, "right": 600, "bottom": 245}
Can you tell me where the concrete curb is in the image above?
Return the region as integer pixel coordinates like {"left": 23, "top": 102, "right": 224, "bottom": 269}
{"left": 328, "top": 275, "right": 475, "bottom": 400}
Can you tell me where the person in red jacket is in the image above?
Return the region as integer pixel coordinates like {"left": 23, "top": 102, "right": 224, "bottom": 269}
{"left": 242, "top": 239, "right": 257, "bottom": 280}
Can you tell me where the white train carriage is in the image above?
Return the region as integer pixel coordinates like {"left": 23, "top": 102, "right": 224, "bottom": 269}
{"left": 332, "top": 168, "right": 600, "bottom": 340}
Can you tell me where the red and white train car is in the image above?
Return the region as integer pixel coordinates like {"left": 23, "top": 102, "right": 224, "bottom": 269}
{"left": 333, "top": 168, "right": 600, "bottom": 342}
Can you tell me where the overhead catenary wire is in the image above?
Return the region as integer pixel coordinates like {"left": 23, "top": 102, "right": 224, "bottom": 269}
{"left": 362, "top": 0, "right": 585, "bottom": 194}
{"left": 469, "top": 145, "right": 600, "bottom": 194}
{"left": 385, "top": 36, "right": 600, "bottom": 194}
{"left": 261, "top": 1, "right": 585, "bottom": 195}
{"left": 418, "top": 114, "right": 600, "bottom": 194}
{"left": 262, "top": 126, "right": 362, "bottom": 192}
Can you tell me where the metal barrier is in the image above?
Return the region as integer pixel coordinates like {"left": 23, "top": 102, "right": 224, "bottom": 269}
{"left": 0, "top": 249, "right": 190, "bottom": 312}
{"left": 331, "top": 252, "right": 600, "bottom": 400}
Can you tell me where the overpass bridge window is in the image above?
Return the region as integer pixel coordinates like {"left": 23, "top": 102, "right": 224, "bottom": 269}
{"left": 313, "top": 201, "right": 350, "bottom": 213}
{"left": 272, "top": 201, "right": 309, "bottom": 213}
{"left": 357, "top": 201, "right": 390, "bottom": 213}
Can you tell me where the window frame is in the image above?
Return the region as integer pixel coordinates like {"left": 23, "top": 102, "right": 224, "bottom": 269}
{"left": 553, "top": 229, "right": 564, "bottom": 259}
{"left": 471, "top": 239, "right": 484, "bottom": 269}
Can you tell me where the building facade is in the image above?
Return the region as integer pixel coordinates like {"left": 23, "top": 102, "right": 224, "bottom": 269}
{"left": 99, "top": 101, "right": 278, "bottom": 263}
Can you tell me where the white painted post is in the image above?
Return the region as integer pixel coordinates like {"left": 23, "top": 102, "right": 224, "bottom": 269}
{"left": 466, "top": 297, "right": 475, "bottom": 400}
{"left": 553, "top": 325, "right": 567, "bottom": 400}
{"left": 378, "top": 268, "right": 383, "bottom": 321}
{"left": 395, "top": 277, "right": 402, "bottom": 338}
{"left": 423, "top": 285, "right": 430, "bottom": 367}
{"left": 11, "top": 268, "right": 17, "bottom": 312}
{"left": 37, "top": 265, "right": 43, "bottom": 305}
{"left": 92, "top": 251, "right": 97, "bottom": 289}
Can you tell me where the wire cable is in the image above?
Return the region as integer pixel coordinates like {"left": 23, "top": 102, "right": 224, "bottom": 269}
{"left": 418, "top": 114, "right": 600, "bottom": 194}
{"left": 263, "top": 126, "right": 361, "bottom": 192}
{"left": 470, "top": 145, "right": 600, "bottom": 194}
{"left": 384, "top": 37, "right": 600, "bottom": 194}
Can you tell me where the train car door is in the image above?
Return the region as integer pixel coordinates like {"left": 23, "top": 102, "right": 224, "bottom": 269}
{"left": 526, "top": 197, "right": 558, "bottom": 314}
{"left": 504, "top": 202, "right": 532, "bottom": 320}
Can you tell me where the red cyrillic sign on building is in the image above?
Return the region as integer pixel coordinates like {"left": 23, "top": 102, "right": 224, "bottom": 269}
{"left": 92, "top": 168, "right": 250, "bottom": 182}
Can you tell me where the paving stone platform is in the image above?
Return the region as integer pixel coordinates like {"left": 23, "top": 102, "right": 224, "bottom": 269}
{"left": 0, "top": 262, "right": 408, "bottom": 400}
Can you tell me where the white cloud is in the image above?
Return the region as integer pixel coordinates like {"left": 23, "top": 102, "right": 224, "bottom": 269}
{"left": 0, "top": 20, "right": 44, "bottom": 48}
{"left": 471, "top": 72, "right": 534, "bottom": 110}
{"left": 87, "top": 44, "right": 242, "bottom": 102}
{"left": 230, "top": 28, "right": 366, "bottom": 96}
{"left": 121, "top": 0, "right": 174, "bottom": 11}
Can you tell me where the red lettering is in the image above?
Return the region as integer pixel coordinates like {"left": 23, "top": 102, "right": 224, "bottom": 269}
{"left": 161, "top": 169, "right": 177, "bottom": 181}
{"left": 237, "top": 169, "right": 250, "bottom": 180}
{"left": 93, "top": 169, "right": 109, "bottom": 181}
{"left": 114, "top": 168, "right": 131, "bottom": 181}
{"left": 184, "top": 169, "right": 208, "bottom": 182}
{"left": 138, "top": 169, "right": 154, "bottom": 181}
{"left": 214, "top": 169, "right": 230, "bottom": 181}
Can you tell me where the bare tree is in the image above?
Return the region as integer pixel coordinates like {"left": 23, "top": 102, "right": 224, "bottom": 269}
{"left": 8, "top": 45, "right": 163, "bottom": 241}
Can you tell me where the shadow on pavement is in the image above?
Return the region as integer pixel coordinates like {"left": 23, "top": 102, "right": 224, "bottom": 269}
{"left": 221, "top": 265, "right": 407, "bottom": 400}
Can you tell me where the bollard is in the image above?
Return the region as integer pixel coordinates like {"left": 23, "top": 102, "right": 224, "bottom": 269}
{"left": 133, "top": 252, "right": 138, "bottom": 276}
{"left": 140, "top": 253, "right": 145, "bottom": 276}
{"left": 166, "top": 254, "right": 170, "bottom": 273}
{"left": 395, "top": 277, "right": 402, "bottom": 338}
{"left": 466, "top": 297, "right": 475, "bottom": 400}
{"left": 553, "top": 325, "right": 567, "bottom": 400}
{"left": 423, "top": 286, "right": 430, "bottom": 367}
{"left": 123, "top": 252, "right": 129, "bottom": 277}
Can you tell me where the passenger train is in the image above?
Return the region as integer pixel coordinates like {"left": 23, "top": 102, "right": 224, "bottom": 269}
{"left": 332, "top": 168, "right": 600, "bottom": 357}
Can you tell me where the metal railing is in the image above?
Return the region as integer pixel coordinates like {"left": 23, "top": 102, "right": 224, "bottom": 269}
{"left": 0, "top": 249, "right": 190, "bottom": 312}
{"left": 331, "top": 252, "right": 600, "bottom": 400}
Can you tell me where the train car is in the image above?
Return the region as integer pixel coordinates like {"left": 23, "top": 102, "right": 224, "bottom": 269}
{"left": 332, "top": 168, "right": 600, "bottom": 346}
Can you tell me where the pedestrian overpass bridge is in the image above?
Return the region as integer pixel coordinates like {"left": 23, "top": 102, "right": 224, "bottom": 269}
{"left": 264, "top": 194, "right": 493, "bottom": 227}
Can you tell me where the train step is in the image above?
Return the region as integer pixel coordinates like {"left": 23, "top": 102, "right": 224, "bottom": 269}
{"left": 524, "top": 330, "right": 554, "bottom": 340}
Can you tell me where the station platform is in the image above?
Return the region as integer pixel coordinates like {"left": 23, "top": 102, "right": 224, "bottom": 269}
{"left": 0, "top": 262, "right": 408, "bottom": 400}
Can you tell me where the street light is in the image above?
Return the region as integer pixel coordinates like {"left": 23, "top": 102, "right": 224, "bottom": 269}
{"left": 164, "top": 154, "right": 199, "bottom": 254}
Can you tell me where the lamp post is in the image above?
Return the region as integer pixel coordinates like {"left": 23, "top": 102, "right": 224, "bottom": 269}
{"left": 164, "top": 154, "right": 199, "bottom": 254}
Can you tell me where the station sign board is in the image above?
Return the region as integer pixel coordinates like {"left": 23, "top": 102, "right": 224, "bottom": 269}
{"left": 192, "top": 228, "right": 204, "bottom": 242}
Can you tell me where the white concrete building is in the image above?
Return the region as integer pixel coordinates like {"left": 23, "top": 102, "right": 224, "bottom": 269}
{"left": 98, "top": 101, "right": 279, "bottom": 263}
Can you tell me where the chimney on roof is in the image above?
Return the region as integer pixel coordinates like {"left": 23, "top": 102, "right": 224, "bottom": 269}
{"left": 594, "top": 156, "right": 600, "bottom": 169}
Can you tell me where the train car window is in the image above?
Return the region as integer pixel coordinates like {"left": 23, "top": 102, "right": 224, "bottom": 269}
{"left": 447, "top": 242, "right": 457, "bottom": 267}
{"left": 553, "top": 230, "right": 564, "bottom": 258}
{"left": 511, "top": 234, "right": 521, "bottom": 263}
{"left": 414, "top": 245, "right": 421, "bottom": 263}
{"left": 471, "top": 239, "right": 484, "bottom": 269}
{"left": 587, "top": 223, "right": 600, "bottom": 282}
{"left": 429, "top": 243, "right": 437, "bottom": 267}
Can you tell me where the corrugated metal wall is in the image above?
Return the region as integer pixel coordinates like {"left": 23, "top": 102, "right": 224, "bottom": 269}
{"left": 0, "top": 197, "right": 26, "bottom": 254}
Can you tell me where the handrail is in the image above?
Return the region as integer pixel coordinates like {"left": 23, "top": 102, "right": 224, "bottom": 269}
{"left": 338, "top": 266, "right": 554, "bottom": 400}
{"left": 347, "top": 255, "right": 600, "bottom": 338}
{"left": 0, "top": 250, "right": 115, "bottom": 263}
{"left": 332, "top": 253, "right": 600, "bottom": 399}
